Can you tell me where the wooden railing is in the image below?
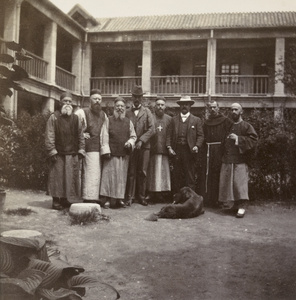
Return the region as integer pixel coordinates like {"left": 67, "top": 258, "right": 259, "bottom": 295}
{"left": 215, "top": 75, "right": 272, "bottom": 95}
{"left": 151, "top": 76, "right": 206, "bottom": 95}
{"left": 55, "top": 66, "right": 76, "bottom": 91}
{"left": 18, "top": 50, "right": 48, "bottom": 81}
{"left": 90, "top": 77, "right": 141, "bottom": 95}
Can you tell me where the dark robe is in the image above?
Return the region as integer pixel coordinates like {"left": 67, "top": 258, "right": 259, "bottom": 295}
{"left": 199, "top": 114, "right": 233, "bottom": 207}
{"left": 219, "top": 120, "right": 258, "bottom": 204}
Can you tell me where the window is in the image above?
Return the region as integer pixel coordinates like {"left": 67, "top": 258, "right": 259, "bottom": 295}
{"left": 220, "top": 63, "right": 239, "bottom": 83}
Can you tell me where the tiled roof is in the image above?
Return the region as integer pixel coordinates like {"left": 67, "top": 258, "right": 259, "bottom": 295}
{"left": 89, "top": 11, "right": 296, "bottom": 32}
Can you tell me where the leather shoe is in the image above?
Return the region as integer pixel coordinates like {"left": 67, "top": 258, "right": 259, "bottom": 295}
{"left": 118, "top": 200, "right": 126, "bottom": 208}
{"left": 139, "top": 199, "right": 148, "bottom": 206}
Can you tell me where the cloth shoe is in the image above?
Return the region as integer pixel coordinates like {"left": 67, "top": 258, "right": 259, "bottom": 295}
{"left": 236, "top": 208, "right": 245, "bottom": 218}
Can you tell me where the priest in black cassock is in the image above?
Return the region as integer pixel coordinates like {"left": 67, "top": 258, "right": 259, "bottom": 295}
{"left": 147, "top": 97, "right": 172, "bottom": 202}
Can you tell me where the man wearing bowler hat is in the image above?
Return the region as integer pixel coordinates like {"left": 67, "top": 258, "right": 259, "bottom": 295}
{"left": 166, "top": 96, "right": 204, "bottom": 193}
{"left": 125, "top": 86, "right": 155, "bottom": 206}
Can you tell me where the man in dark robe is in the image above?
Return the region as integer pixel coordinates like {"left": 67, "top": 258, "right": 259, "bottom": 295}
{"left": 45, "top": 92, "right": 85, "bottom": 210}
{"left": 218, "top": 103, "right": 258, "bottom": 218}
{"left": 125, "top": 86, "right": 155, "bottom": 206}
{"left": 166, "top": 96, "right": 204, "bottom": 193}
{"left": 199, "top": 101, "right": 232, "bottom": 207}
{"left": 147, "top": 97, "right": 172, "bottom": 202}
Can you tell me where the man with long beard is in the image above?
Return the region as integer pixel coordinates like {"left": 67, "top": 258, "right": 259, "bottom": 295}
{"left": 146, "top": 97, "right": 172, "bottom": 202}
{"left": 100, "top": 97, "right": 136, "bottom": 208}
{"left": 75, "top": 89, "right": 109, "bottom": 207}
{"left": 45, "top": 92, "right": 85, "bottom": 210}
{"left": 218, "top": 103, "right": 258, "bottom": 218}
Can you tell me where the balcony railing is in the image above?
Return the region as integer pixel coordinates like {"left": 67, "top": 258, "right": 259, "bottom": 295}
{"left": 89, "top": 75, "right": 274, "bottom": 96}
{"left": 151, "top": 76, "right": 206, "bottom": 95}
{"left": 215, "top": 75, "right": 273, "bottom": 95}
{"left": 90, "top": 77, "right": 141, "bottom": 95}
{"left": 56, "top": 66, "right": 76, "bottom": 91}
{"left": 18, "top": 50, "right": 48, "bottom": 81}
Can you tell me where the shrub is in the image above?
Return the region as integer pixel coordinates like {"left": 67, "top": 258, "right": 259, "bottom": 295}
{"left": 246, "top": 107, "right": 296, "bottom": 201}
{"left": 0, "top": 111, "right": 49, "bottom": 189}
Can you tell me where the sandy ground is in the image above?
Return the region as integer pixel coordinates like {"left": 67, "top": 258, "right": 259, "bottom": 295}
{"left": 1, "top": 189, "right": 296, "bottom": 300}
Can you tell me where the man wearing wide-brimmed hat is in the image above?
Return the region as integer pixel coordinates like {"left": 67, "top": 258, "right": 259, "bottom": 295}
{"left": 125, "top": 85, "right": 155, "bottom": 206}
{"left": 45, "top": 92, "right": 85, "bottom": 210}
{"left": 166, "top": 95, "right": 204, "bottom": 193}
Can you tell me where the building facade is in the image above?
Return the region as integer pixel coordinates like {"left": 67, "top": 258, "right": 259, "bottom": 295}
{"left": 1, "top": 0, "right": 296, "bottom": 117}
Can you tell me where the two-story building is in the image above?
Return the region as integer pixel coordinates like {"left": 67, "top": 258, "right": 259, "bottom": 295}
{"left": 1, "top": 0, "right": 295, "bottom": 116}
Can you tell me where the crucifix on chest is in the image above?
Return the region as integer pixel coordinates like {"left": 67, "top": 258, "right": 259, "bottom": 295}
{"left": 157, "top": 124, "right": 163, "bottom": 132}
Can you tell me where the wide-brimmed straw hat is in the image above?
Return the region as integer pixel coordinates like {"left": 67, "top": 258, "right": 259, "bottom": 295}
{"left": 176, "top": 95, "right": 195, "bottom": 106}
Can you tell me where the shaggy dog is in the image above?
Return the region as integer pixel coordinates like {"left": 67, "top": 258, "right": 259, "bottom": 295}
{"left": 146, "top": 187, "right": 204, "bottom": 221}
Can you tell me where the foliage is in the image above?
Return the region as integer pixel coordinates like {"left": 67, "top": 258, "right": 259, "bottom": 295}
{"left": 0, "top": 111, "right": 49, "bottom": 189}
{"left": 245, "top": 107, "right": 296, "bottom": 201}
{"left": 69, "top": 208, "right": 111, "bottom": 226}
{"left": 0, "top": 235, "right": 120, "bottom": 300}
{"left": 4, "top": 207, "right": 36, "bottom": 216}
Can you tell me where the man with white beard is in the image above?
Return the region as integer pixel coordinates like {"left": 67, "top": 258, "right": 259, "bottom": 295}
{"left": 75, "top": 89, "right": 109, "bottom": 207}
{"left": 100, "top": 97, "right": 136, "bottom": 208}
{"left": 45, "top": 92, "right": 85, "bottom": 210}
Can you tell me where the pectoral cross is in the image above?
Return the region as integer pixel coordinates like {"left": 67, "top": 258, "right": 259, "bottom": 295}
{"left": 157, "top": 124, "right": 163, "bottom": 132}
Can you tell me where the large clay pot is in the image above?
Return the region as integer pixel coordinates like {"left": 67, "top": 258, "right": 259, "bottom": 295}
{"left": 0, "top": 189, "right": 6, "bottom": 212}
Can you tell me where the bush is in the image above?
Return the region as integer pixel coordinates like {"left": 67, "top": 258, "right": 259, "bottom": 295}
{"left": 0, "top": 111, "right": 49, "bottom": 189}
{"left": 246, "top": 107, "right": 296, "bottom": 201}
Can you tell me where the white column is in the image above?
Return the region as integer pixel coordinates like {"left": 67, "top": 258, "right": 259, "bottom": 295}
{"left": 274, "top": 37, "right": 285, "bottom": 96}
{"left": 206, "top": 36, "right": 217, "bottom": 97}
{"left": 82, "top": 42, "right": 92, "bottom": 96}
{"left": 2, "top": 0, "right": 23, "bottom": 117}
{"left": 72, "top": 40, "right": 82, "bottom": 94}
{"left": 42, "top": 98, "right": 55, "bottom": 114}
{"left": 141, "top": 41, "right": 152, "bottom": 94}
{"left": 43, "top": 21, "right": 57, "bottom": 85}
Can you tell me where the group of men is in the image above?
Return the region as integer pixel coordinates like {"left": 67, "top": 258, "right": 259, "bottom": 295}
{"left": 45, "top": 85, "right": 258, "bottom": 218}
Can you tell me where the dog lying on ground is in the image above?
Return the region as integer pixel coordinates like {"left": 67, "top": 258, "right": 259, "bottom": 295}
{"left": 145, "top": 187, "right": 204, "bottom": 221}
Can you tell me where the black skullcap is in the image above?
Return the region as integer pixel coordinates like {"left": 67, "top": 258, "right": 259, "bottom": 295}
{"left": 60, "top": 91, "right": 72, "bottom": 101}
{"left": 90, "top": 89, "right": 102, "bottom": 96}
{"left": 155, "top": 96, "right": 166, "bottom": 102}
{"left": 114, "top": 96, "right": 126, "bottom": 104}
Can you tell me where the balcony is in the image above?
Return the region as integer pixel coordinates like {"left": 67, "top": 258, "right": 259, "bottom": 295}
{"left": 55, "top": 66, "right": 76, "bottom": 91}
{"left": 90, "top": 77, "right": 141, "bottom": 95}
{"left": 151, "top": 76, "right": 206, "bottom": 95}
{"left": 89, "top": 75, "right": 274, "bottom": 96}
{"left": 215, "top": 75, "right": 273, "bottom": 95}
{"left": 18, "top": 50, "right": 48, "bottom": 81}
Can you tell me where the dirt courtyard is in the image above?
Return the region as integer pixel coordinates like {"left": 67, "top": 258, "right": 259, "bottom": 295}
{"left": 1, "top": 189, "right": 296, "bottom": 300}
